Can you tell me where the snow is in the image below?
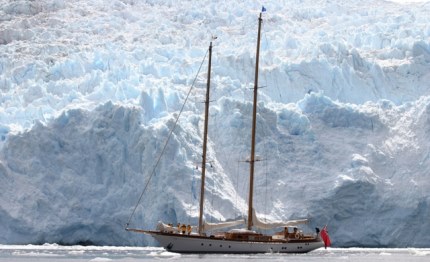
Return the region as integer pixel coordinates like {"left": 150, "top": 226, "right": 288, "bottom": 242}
{"left": 1, "top": 0, "right": 430, "bottom": 248}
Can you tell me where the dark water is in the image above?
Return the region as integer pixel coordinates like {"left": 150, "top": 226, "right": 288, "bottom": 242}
{"left": 0, "top": 245, "right": 429, "bottom": 261}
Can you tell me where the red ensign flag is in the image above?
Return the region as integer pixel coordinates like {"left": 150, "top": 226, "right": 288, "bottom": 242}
{"left": 321, "top": 225, "right": 331, "bottom": 249}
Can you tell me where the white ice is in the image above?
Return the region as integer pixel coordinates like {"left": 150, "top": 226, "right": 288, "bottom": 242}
{"left": 0, "top": 0, "right": 430, "bottom": 248}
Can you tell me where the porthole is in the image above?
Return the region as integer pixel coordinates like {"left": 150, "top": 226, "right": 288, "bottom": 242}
{"left": 201, "top": 243, "right": 204, "bottom": 246}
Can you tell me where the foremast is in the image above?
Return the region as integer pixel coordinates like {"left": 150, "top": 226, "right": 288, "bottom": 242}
{"left": 198, "top": 41, "right": 213, "bottom": 235}
{"left": 247, "top": 12, "right": 263, "bottom": 230}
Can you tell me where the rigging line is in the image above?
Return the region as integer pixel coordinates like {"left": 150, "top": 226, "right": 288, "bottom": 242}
{"left": 210, "top": 177, "right": 214, "bottom": 223}
{"left": 255, "top": 105, "right": 269, "bottom": 224}
{"left": 125, "top": 49, "right": 210, "bottom": 228}
{"left": 189, "top": 167, "right": 196, "bottom": 224}
{"left": 262, "top": 32, "right": 269, "bottom": 96}
{"left": 259, "top": 23, "right": 268, "bottom": 216}
{"left": 235, "top": 160, "right": 239, "bottom": 216}
{"left": 264, "top": 140, "right": 268, "bottom": 222}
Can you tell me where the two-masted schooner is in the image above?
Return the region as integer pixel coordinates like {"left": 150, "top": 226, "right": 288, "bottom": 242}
{"left": 126, "top": 9, "right": 331, "bottom": 253}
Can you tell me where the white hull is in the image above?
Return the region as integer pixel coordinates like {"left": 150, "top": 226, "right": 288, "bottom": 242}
{"left": 150, "top": 232, "right": 324, "bottom": 253}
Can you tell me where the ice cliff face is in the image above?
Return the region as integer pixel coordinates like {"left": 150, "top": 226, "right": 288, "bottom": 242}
{"left": 1, "top": 0, "right": 430, "bottom": 247}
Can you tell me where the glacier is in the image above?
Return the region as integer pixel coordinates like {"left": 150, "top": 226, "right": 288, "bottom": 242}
{"left": 1, "top": 0, "right": 430, "bottom": 247}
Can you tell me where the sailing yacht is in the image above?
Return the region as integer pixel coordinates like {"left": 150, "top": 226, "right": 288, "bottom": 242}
{"left": 126, "top": 10, "right": 330, "bottom": 253}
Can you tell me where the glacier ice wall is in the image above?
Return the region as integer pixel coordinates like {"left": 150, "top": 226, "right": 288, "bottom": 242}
{"left": 1, "top": 0, "right": 430, "bottom": 247}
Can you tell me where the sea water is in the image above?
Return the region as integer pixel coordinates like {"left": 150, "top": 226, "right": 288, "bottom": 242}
{"left": 1, "top": 245, "right": 429, "bottom": 261}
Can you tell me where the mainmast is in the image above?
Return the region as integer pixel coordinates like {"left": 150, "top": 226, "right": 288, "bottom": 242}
{"left": 247, "top": 12, "right": 263, "bottom": 230}
{"left": 198, "top": 42, "right": 213, "bottom": 235}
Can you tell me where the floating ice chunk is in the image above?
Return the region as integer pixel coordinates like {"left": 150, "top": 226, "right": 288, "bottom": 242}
{"left": 88, "top": 258, "right": 112, "bottom": 262}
